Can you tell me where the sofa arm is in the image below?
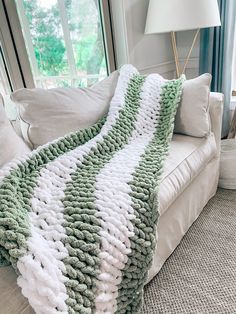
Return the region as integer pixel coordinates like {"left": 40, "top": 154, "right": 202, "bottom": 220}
{"left": 209, "top": 92, "right": 224, "bottom": 155}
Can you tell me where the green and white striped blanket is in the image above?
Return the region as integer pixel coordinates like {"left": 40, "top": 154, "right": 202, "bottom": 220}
{"left": 0, "top": 65, "right": 183, "bottom": 314}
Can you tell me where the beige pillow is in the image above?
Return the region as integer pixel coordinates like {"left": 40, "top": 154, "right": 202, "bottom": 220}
{"left": 11, "top": 71, "right": 119, "bottom": 148}
{"left": 0, "top": 95, "right": 31, "bottom": 167}
{"left": 174, "top": 73, "right": 212, "bottom": 137}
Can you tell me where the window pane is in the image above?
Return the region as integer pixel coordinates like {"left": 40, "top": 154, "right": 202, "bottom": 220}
{"left": 67, "top": 0, "right": 107, "bottom": 86}
{"left": 15, "top": 0, "right": 107, "bottom": 88}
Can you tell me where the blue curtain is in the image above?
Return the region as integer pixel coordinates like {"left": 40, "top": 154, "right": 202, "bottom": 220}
{"left": 199, "top": 0, "right": 236, "bottom": 138}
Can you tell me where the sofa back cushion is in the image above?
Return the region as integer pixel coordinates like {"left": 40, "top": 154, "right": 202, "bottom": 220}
{"left": 11, "top": 71, "right": 119, "bottom": 148}
{"left": 174, "top": 73, "right": 212, "bottom": 137}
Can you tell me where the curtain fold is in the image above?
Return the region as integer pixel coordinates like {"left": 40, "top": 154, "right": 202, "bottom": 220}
{"left": 199, "top": 0, "right": 236, "bottom": 138}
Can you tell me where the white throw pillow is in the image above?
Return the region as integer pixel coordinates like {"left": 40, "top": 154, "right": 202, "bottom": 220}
{"left": 11, "top": 71, "right": 211, "bottom": 149}
{"left": 174, "top": 73, "right": 212, "bottom": 137}
{"left": 0, "top": 94, "right": 31, "bottom": 167}
{"left": 11, "top": 71, "right": 119, "bottom": 148}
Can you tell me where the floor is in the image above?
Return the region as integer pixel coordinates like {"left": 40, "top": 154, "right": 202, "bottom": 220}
{"left": 142, "top": 188, "right": 236, "bottom": 313}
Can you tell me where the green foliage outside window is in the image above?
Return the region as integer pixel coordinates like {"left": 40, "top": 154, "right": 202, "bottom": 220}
{"left": 22, "top": 0, "right": 106, "bottom": 86}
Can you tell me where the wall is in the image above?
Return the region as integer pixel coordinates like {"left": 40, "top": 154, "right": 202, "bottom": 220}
{"left": 110, "top": 0, "right": 200, "bottom": 79}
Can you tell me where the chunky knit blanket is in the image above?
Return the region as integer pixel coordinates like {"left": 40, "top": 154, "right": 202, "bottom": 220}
{"left": 0, "top": 65, "right": 183, "bottom": 314}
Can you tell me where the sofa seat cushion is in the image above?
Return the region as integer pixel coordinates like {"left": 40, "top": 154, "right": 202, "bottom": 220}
{"left": 159, "top": 133, "right": 217, "bottom": 216}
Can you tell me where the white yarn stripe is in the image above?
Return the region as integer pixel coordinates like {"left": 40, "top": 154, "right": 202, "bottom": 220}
{"left": 94, "top": 74, "right": 165, "bottom": 314}
{"left": 16, "top": 65, "right": 138, "bottom": 314}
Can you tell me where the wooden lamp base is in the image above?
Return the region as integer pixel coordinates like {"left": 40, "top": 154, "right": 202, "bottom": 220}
{"left": 171, "top": 28, "right": 200, "bottom": 78}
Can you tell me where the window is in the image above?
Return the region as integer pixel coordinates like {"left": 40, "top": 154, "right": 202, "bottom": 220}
{"left": 16, "top": 0, "right": 108, "bottom": 88}
{"left": 0, "top": 0, "right": 115, "bottom": 90}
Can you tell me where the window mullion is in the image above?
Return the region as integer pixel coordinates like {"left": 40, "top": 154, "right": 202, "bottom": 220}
{"left": 0, "top": 0, "right": 24, "bottom": 89}
{"left": 99, "top": 0, "right": 116, "bottom": 73}
{"left": 1, "top": 0, "right": 34, "bottom": 88}
{"left": 16, "top": 0, "right": 39, "bottom": 82}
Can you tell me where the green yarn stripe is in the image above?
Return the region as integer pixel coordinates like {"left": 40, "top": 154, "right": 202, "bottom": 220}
{"left": 115, "top": 78, "right": 184, "bottom": 313}
{"left": 62, "top": 74, "right": 146, "bottom": 314}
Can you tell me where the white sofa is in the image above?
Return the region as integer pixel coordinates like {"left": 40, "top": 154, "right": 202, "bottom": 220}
{"left": 0, "top": 92, "right": 223, "bottom": 313}
{"left": 148, "top": 92, "right": 223, "bottom": 282}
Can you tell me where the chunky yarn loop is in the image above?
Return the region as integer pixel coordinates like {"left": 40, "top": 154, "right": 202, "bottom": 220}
{"left": 0, "top": 65, "right": 184, "bottom": 314}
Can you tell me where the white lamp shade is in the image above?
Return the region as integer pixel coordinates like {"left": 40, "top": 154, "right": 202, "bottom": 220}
{"left": 145, "top": 0, "right": 221, "bottom": 34}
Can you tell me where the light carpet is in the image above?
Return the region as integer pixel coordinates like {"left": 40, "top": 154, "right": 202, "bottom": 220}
{"left": 142, "top": 188, "right": 236, "bottom": 314}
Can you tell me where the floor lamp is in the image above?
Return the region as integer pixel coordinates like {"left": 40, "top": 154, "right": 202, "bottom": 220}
{"left": 145, "top": 0, "right": 221, "bottom": 78}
